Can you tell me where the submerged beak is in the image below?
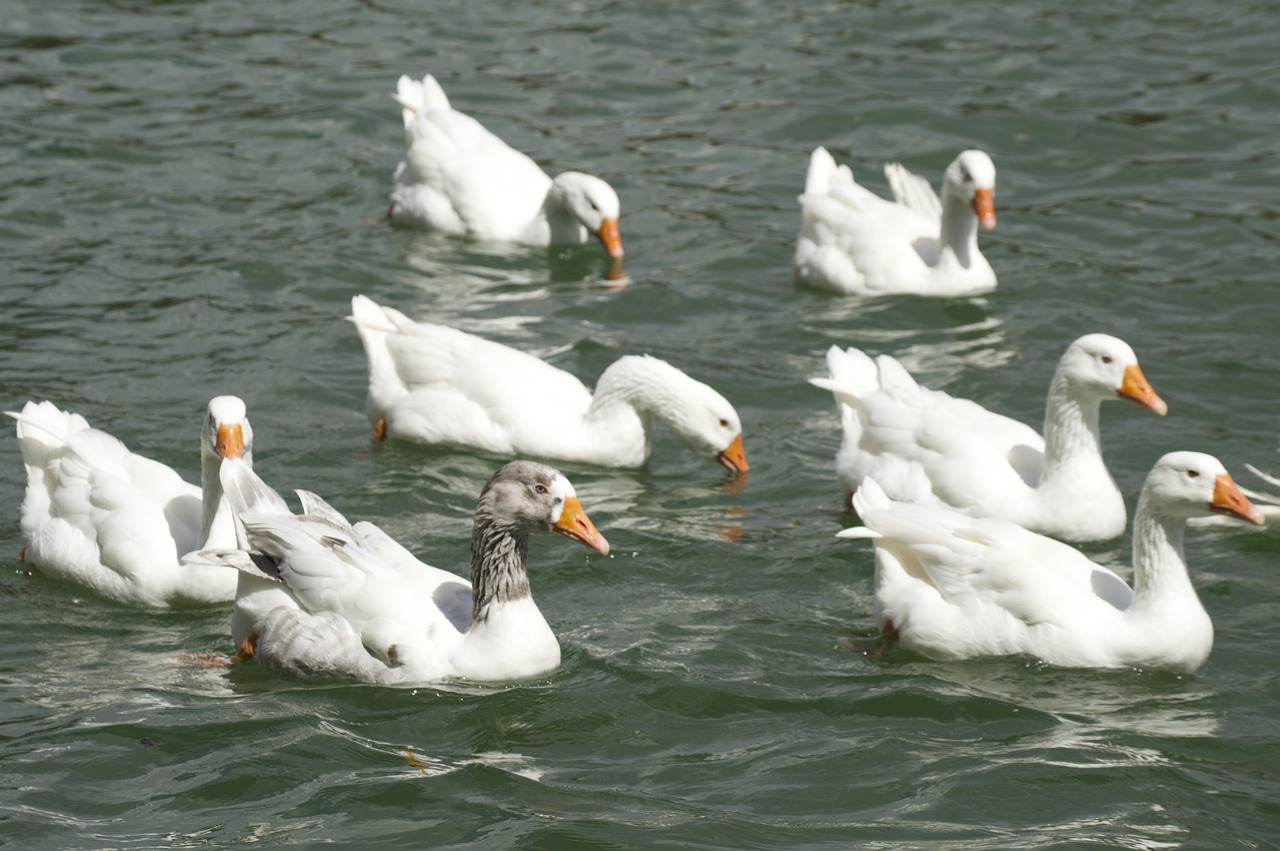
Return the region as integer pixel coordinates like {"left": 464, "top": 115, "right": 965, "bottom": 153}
{"left": 717, "top": 433, "right": 749, "bottom": 473}
{"left": 972, "top": 188, "right": 996, "bottom": 231}
{"left": 554, "top": 497, "right": 610, "bottom": 555}
{"left": 216, "top": 423, "right": 245, "bottom": 459}
{"left": 596, "top": 217, "right": 624, "bottom": 259}
{"left": 1211, "top": 473, "right": 1265, "bottom": 526}
{"left": 1117, "top": 364, "right": 1168, "bottom": 415}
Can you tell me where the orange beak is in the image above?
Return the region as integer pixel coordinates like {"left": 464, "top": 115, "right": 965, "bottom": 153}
{"left": 596, "top": 217, "right": 624, "bottom": 259}
{"left": 1117, "top": 364, "right": 1168, "bottom": 415}
{"left": 216, "top": 423, "right": 245, "bottom": 459}
{"left": 717, "top": 433, "right": 749, "bottom": 473}
{"left": 972, "top": 188, "right": 996, "bottom": 231}
{"left": 1211, "top": 473, "right": 1265, "bottom": 525}
{"left": 554, "top": 497, "right": 610, "bottom": 555}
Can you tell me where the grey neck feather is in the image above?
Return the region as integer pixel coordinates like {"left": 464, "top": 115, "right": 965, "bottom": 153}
{"left": 470, "top": 514, "right": 531, "bottom": 624}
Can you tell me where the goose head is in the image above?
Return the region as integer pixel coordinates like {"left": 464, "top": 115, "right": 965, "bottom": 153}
{"left": 477, "top": 460, "right": 610, "bottom": 554}
{"left": 662, "top": 376, "right": 748, "bottom": 473}
{"left": 943, "top": 150, "right": 997, "bottom": 231}
{"left": 1056, "top": 334, "right": 1168, "bottom": 414}
{"left": 1142, "top": 451, "right": 1263, "bottom": 525}
{"left": 614, "top": 356, "right": 748, "bottom": 472}
{"left": 201, "top": 396, "right": 254, "bottom": 467}
{"left": 548, "top": 172, "right": 624, "bottom": 258}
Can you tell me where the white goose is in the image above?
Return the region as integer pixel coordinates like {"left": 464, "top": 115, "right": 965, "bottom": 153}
{"left": 795, "top": 147, "right": 997, "bottom": 296}
{"left": 350, "top": 295, "right": 748, "bottom": 472}
{"left": 193, "top": 458, "right": 609, "bottom": 684}
{"left": 8, "top": 397, "right": 252, "bottom": 606}
{"left": 388, "top": 74, "right": 624, "bottom": 259}
{"left": 811, "top": 334, "right": 1167, "bottom": 542}
{"left": 841, "top": 452, "right": 1264, "bottom": 672}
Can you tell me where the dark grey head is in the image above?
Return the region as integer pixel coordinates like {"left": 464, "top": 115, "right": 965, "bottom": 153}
{"left": 476, "top": 461, "right": 609, "bottom": 554}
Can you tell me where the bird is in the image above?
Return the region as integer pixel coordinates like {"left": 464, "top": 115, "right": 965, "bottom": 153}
{"left": 349, "top": 295, "right": 748, "bottom": 472}
{"left": 388, "top": 73, "right": 624, "bottom": 260}
{"left": 7, "top": 397, "right": 253, "bottom": 606}
{"left": 810, "top": 334, "right": 1167, "bottom": 542}
{"left": 841, "top": 451, "right": 1264, "bottom": 672}
{"left": 189, "top": 458, "right": 609, "bottom": 684}
{"left": 795, "top": 147, "right": 997, "bottom": 296}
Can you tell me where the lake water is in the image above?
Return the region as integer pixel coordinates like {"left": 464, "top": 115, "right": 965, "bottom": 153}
{"left": 3, "top": 1, "right": 1279, "bottom": 848}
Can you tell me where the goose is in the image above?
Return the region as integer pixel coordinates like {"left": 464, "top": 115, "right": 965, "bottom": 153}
{"left": 795, "top": 147, "right": 997, "bottom": 296}
{"left": 191, "top": 458, "right": 609, "bottom": 684}
{"left": 349, "top": 295, "right": 748, "bottom": 472}
{"left": 7, "top": 397, "right": 252, "bottom": 606}
{"left": 388, "top": 73, "right": 624, "bottom": 260}
{"left": 840, "top": 452, "right": 1264, "bottom": 672}
{"left": 810, "top": 334, "right": 1167, "bottom": 542}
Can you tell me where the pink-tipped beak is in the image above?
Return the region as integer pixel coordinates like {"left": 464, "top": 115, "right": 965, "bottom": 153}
{"left": 1211, "top": 473, "right": 1265, "bottom": 526}
{"left": 597, "top": 218, "right": 624, "bottom": 259}
{"left": 972, "top": 188, "right": 996, "bottom": 231}
{"left": 554, "top": 497, "right": 610, "bottom": 555}
{"left": 1118, "top": 363, "right": 1168, "bottom": 416}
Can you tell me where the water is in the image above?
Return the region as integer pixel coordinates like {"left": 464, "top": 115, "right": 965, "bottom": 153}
{"left": 3, "top": 1, "right": 1279, "bottom": 847}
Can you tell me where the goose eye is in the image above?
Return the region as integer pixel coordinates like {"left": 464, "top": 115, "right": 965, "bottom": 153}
{"left": 1101, "top": 355, "right": 1113, "bottom": 364}
{"left": 718, "top": 418, "right": 730, "bottom": 428}
{"left": 534, "top": 484, "right": 549, "bottom": 494}
{"left": 1187, "top": 469, "right": 1200, "bottom": 479}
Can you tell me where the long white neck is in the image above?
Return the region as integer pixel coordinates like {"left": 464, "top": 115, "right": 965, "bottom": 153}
{"left": 198, "top": 447, "right": 251, "bottom": 549}
{"left": 938, "top": 190, "right": 980, "bottom": 268}
{"left": 1038, "top": 373, "right": 1111, "bottom": 489}
{"left": 1128, "top": 496, "right": 1200, "bottom": 611}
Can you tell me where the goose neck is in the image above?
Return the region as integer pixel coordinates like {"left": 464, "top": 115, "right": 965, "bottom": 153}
{"left": 939, "top": 191, "right": 979, "bottom": 266}
{"left": 1128, "top": 495, "right": 1196, "bottom": 609}
{"left": 470, "top": 517, "right": 531, "bottom": 625}
{"left": 1039, "top": 376, "right": 1107, "bottom": 485}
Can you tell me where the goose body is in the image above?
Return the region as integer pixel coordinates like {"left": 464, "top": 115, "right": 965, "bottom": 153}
{"left": 8, "top": 397, "right": 252, "bottom": 607}
{"left": 811, "top": 334, "right": 1167, "bottom": 542}
{"left": 194, "top": 459, "right": 609, "bottom": 684}
{"left": 350, "top": 295, "right": 748, "bottom": 472}
{"left": 841, "top": 452, "right": 1264, "bottom": 672}
{"left": 388, "top": 74, "right": 623, "bottom": 258}
{"left": 795, "top": 148, "right": 997, "bottom": 296}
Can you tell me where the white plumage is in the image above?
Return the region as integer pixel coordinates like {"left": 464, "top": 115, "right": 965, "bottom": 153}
{"left": 842, "top": 451, "right": 1264, "bottom": 672}
{"left": 8, "top": 397, "right": 252, "bottom": 607}
{"left": 388, "top": 74, "right": 624, "bottom": 259}
{"left": 811, "top": 334, "right": 1167, "bottom": 542}
{"left": 349, "top": 295, "right": 748, "bottom": 472}
{"left": 795, "top": 148, "right": 997, "bottom": 296}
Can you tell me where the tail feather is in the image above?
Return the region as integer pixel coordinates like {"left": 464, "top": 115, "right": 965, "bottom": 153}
{"left": 804, "top": 146, "right": 840, "bottom": 195}
{"left": 851, "top": 477, "right": 891, "bottom": 518}
{"left": 393, "top": 73, "right": 451, "bottom": 129}
{"left": 810, "top": 345, "right": 882, "bottom": 412}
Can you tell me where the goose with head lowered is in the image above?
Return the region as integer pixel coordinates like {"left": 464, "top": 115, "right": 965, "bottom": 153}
{"left": 841, "top": 452, "right": 1264, "bottom": 673}
{"left": 811, "top": 334, "right": 1166, "bottom": 542}
{"left": 7, "top": 397, "right": 253, "bottom": 607}
{"left": 350, "top": 295, "right": 748, "bottom": 473}
{"left": 189, "top": 458, "right": 609, "bottom": 684}
{"left": 795, "top": 147, "right": 997, "bottom": 296}
{"left": 388, "top": 73, "right": 623, "bottom": 261}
